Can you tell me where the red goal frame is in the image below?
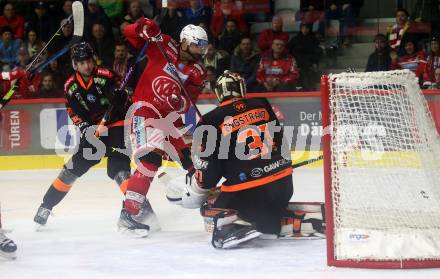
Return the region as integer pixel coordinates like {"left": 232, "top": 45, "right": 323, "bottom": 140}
{"left": 320, "top": 75, "right": 440, "bottom": 269}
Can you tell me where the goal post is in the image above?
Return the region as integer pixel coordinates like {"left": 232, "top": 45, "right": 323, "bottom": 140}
{"left": 321, "top": 70, "right": 440, "bottom": 269}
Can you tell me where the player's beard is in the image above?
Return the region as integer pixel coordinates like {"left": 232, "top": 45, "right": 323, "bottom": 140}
{"left": 180, "top": 47, "right": 201, "bottom": 62}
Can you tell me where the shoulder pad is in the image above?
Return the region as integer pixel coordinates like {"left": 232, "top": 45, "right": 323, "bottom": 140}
{"left": 64, "top": 75, "right": 75, "bottom": 93}
{"left": 96, "top": 67, "right": 113, "bottom": 78}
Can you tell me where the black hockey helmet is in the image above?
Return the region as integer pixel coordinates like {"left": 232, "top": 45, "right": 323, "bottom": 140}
{"left": 71, "top": 41, "right": 95, "bottom": 63}
{"left": 214, "top": 71, "right": 246, "bottom": 103}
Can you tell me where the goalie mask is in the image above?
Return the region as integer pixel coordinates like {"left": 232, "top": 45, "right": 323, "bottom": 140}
{"left": 214, "top": 71, "right": 246, "bottom": 103}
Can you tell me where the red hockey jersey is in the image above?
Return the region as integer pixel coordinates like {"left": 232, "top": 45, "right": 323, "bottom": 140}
{"left": 123, "top": 23, "right": 206, "bottom": 115}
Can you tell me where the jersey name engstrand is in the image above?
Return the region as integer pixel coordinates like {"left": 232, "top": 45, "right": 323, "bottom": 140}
{"left": 220, "top": 108, "right": 269, "bottom": 135}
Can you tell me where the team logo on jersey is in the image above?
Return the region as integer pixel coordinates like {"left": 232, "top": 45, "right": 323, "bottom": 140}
{"left": 250, "top": 168, "right": 264, "bottom": 178}
{"left": 87, "top": 94, "right": 96, "bottom": 102}
{"left": 152, "top": 76, "right": 180, "bottom": 101}
{"left": 233, "top": 101, "right": 246, "bottom": 112}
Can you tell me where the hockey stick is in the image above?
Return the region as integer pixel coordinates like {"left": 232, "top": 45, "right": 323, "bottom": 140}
{"left": 291, "top": 155, "right": 323, "bottom": 169}
{"left": 0, "top": 1, "right": 84, "bottom": 110}
{"left": 95, "top": 41, "right": 149, "bottom": 136}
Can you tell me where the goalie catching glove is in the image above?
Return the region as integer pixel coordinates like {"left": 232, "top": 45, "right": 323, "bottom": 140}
{"left": 160, "top": 171, "right": 209, "bottom": 209}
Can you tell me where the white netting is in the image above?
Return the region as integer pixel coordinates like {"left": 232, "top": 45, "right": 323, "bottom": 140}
{"left": 327, "top": 70, "right": 440, "bottom": 261}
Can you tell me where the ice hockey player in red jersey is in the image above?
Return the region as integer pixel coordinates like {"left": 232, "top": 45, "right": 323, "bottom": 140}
{"left": 166, "top": 72, "right": 294, "bottom": 248}
{"left": 120, "top": 18, "right": 208, "bottom": 236}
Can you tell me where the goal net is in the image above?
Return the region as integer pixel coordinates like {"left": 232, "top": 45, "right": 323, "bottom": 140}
{"left": 321, "top": 70, "right": 440, "bottom": 268}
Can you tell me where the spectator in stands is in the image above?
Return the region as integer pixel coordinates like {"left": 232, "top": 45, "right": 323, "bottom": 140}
{"left": 258, "top": 15, "right": 289, "bottom": 53}
{"left": 325, "top": 0, "right": 358, "bottom": 46}
{"left": 0, "top": 3, "right": 24, "bottom": 40}
{"left": 425, "top": 67, "right": 440, "bottom": 88}
{"left": 184, "top": 0, "right": 212, "bottom": 27}
{"left": 84, "top": 0, "right": 114, "bottom": 42}
{"left": 210, "top": 0, "right": 248, "bottom": 40}
{"left": 154, "top": 0, "right": 186, "bottom": 42}
{"left": 391, "top": 36, "right": 426, "bottom": 80}
{"left": 217, "top": 19, "right": 242, "bottom": 55}
{"left": 230, "top": 36, "right": 260, "bottom": 92}
{"left": 58, "top": 1, "right": 73, "bottom": 21}
{"left": 297, "top": 0, "right": 325, "bottom": 36}
{"left": 98, "top": 0, "right": 124, "bottom": 22}
{"left": 123, "top": 0, "right": 145, "bottom": 25}
{"left": 90, "top": 23, "right": 114, "bottom": 67}
{"left": 0, "top": 26, "right": 21, "bottom": 68}
{"left": 47, "top": 18, "right": 73, "bottom": 71}
{"left": 365, "top": 34, "right": 391, "bottom": 72}
{"left": 138, "top": 0, "right": 155, "bottom": 19}
{"left": 202, "top": 65, "right": 217, "bottom": 93}
{"left": 22, "top": 29, "right": 47, "bottom": 62}
{"left": 288, "top": 23, "right": 321, "bottom": 91}
{"left": 16, "top": 46, "right": 29, "bottom": 68}
{"left": 256, "top": 39, "right": 299, "bottom": 92}
{"left": 112, "top": 41, "right": 131, "bottom": 80}
{"left": 423, "top": 36, "right": 440, "bottom": 87}
{"left": 43, "top": 60, "right": 68, "bottom": 89}
{"left": 387, "top": 8, "right": 423, "bottom": 56}
{"left": 38, "top": 73, "right": 62, "bottom": 98}
{"left": 203, "top": 43, "right": 229, "bottom": 76}
{"left": 26, "top": 1, "right": 57, "bottom": 43}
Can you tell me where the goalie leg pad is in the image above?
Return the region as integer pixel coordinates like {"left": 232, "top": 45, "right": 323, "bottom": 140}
{"left": 280, "top": 202, "right": 326, "bottom": 239}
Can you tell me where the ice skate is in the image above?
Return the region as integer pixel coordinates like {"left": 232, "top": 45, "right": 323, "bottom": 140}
{"left": 34, "top": 205, "right": 52, "bottom": 230}
{"left": 0, "top": 230, "right": 17, "bottom": 260}
{"left": 132, "top": 199, "right": 161, "bottom": 232}
{"left": 118, "top": 208, "right": 150, "bottom": 238}
{"left": 211, "top": 222, "right": 262, "bottom": 249}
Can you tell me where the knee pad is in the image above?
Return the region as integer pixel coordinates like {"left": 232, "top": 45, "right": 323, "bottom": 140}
{"left": 59, "top": 168, "right": 79, "bottom": 184}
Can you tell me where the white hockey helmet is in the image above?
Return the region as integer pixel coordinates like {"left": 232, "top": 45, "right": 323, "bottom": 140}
{"left": 214, "top": 71, "right": 246, "bottom": 103}
{"left": 180, "top": 24, "right": 209, "bottom": 54}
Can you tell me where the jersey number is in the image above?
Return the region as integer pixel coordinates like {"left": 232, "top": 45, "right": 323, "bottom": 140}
{"left": 237, "top": 123, "right": 273, "bottom": 160}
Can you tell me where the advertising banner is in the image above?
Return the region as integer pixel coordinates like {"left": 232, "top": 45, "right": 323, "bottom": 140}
{"left": 0, "top": 109, "right": 31, "bottom": 150}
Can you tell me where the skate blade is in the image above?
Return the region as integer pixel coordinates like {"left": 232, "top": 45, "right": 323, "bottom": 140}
{"left": 0, "top": 251, "right": 17, "bottom": 260}
{"left": 134, "top": 214, "right": 161, "bottom": 233}
{"left": 117, "top": 227, "right": 149, "bottom": 238}
{"left": 221, "top": 231, "right": 262, "bottom": 249}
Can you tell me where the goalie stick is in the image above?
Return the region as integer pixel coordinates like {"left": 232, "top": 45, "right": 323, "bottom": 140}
{"left": 0, "top": 1, "right": 84, "bottom": 109}
{"left": 291, "top": 155, "right": 323, "bottom": 169}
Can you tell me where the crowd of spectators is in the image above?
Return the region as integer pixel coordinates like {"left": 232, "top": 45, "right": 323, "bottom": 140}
{"left": 1, "top": 0, "right": 440, "bottom": 100}
{"left": 365, "top": 7, "right": 440, "bottom": 89}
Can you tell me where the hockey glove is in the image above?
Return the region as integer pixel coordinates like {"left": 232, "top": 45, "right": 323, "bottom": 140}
{"left": 135, "top": 17, "right": 162, "bottom": 41}
{"left": 1, "top": 68, "right": 28, "bottom": 81}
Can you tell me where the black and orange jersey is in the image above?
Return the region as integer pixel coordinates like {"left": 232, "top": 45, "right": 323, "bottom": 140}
{"left": 192, "top": 97, "right": 292, "bottom": 192}
{"left": 64, "top": 67, "right": 127, "bottom": 130}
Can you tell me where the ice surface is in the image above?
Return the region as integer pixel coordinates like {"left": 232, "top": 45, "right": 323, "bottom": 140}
{"left": 0, "top": 168, "right": 439, "bottom": 279}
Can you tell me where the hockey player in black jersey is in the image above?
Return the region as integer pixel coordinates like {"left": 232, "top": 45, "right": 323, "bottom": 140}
{"left": 33, "top": 42, "right": 150, "bottom": 235}
{"left": 166, "top": 71, "right": 294, "bottom": 248}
